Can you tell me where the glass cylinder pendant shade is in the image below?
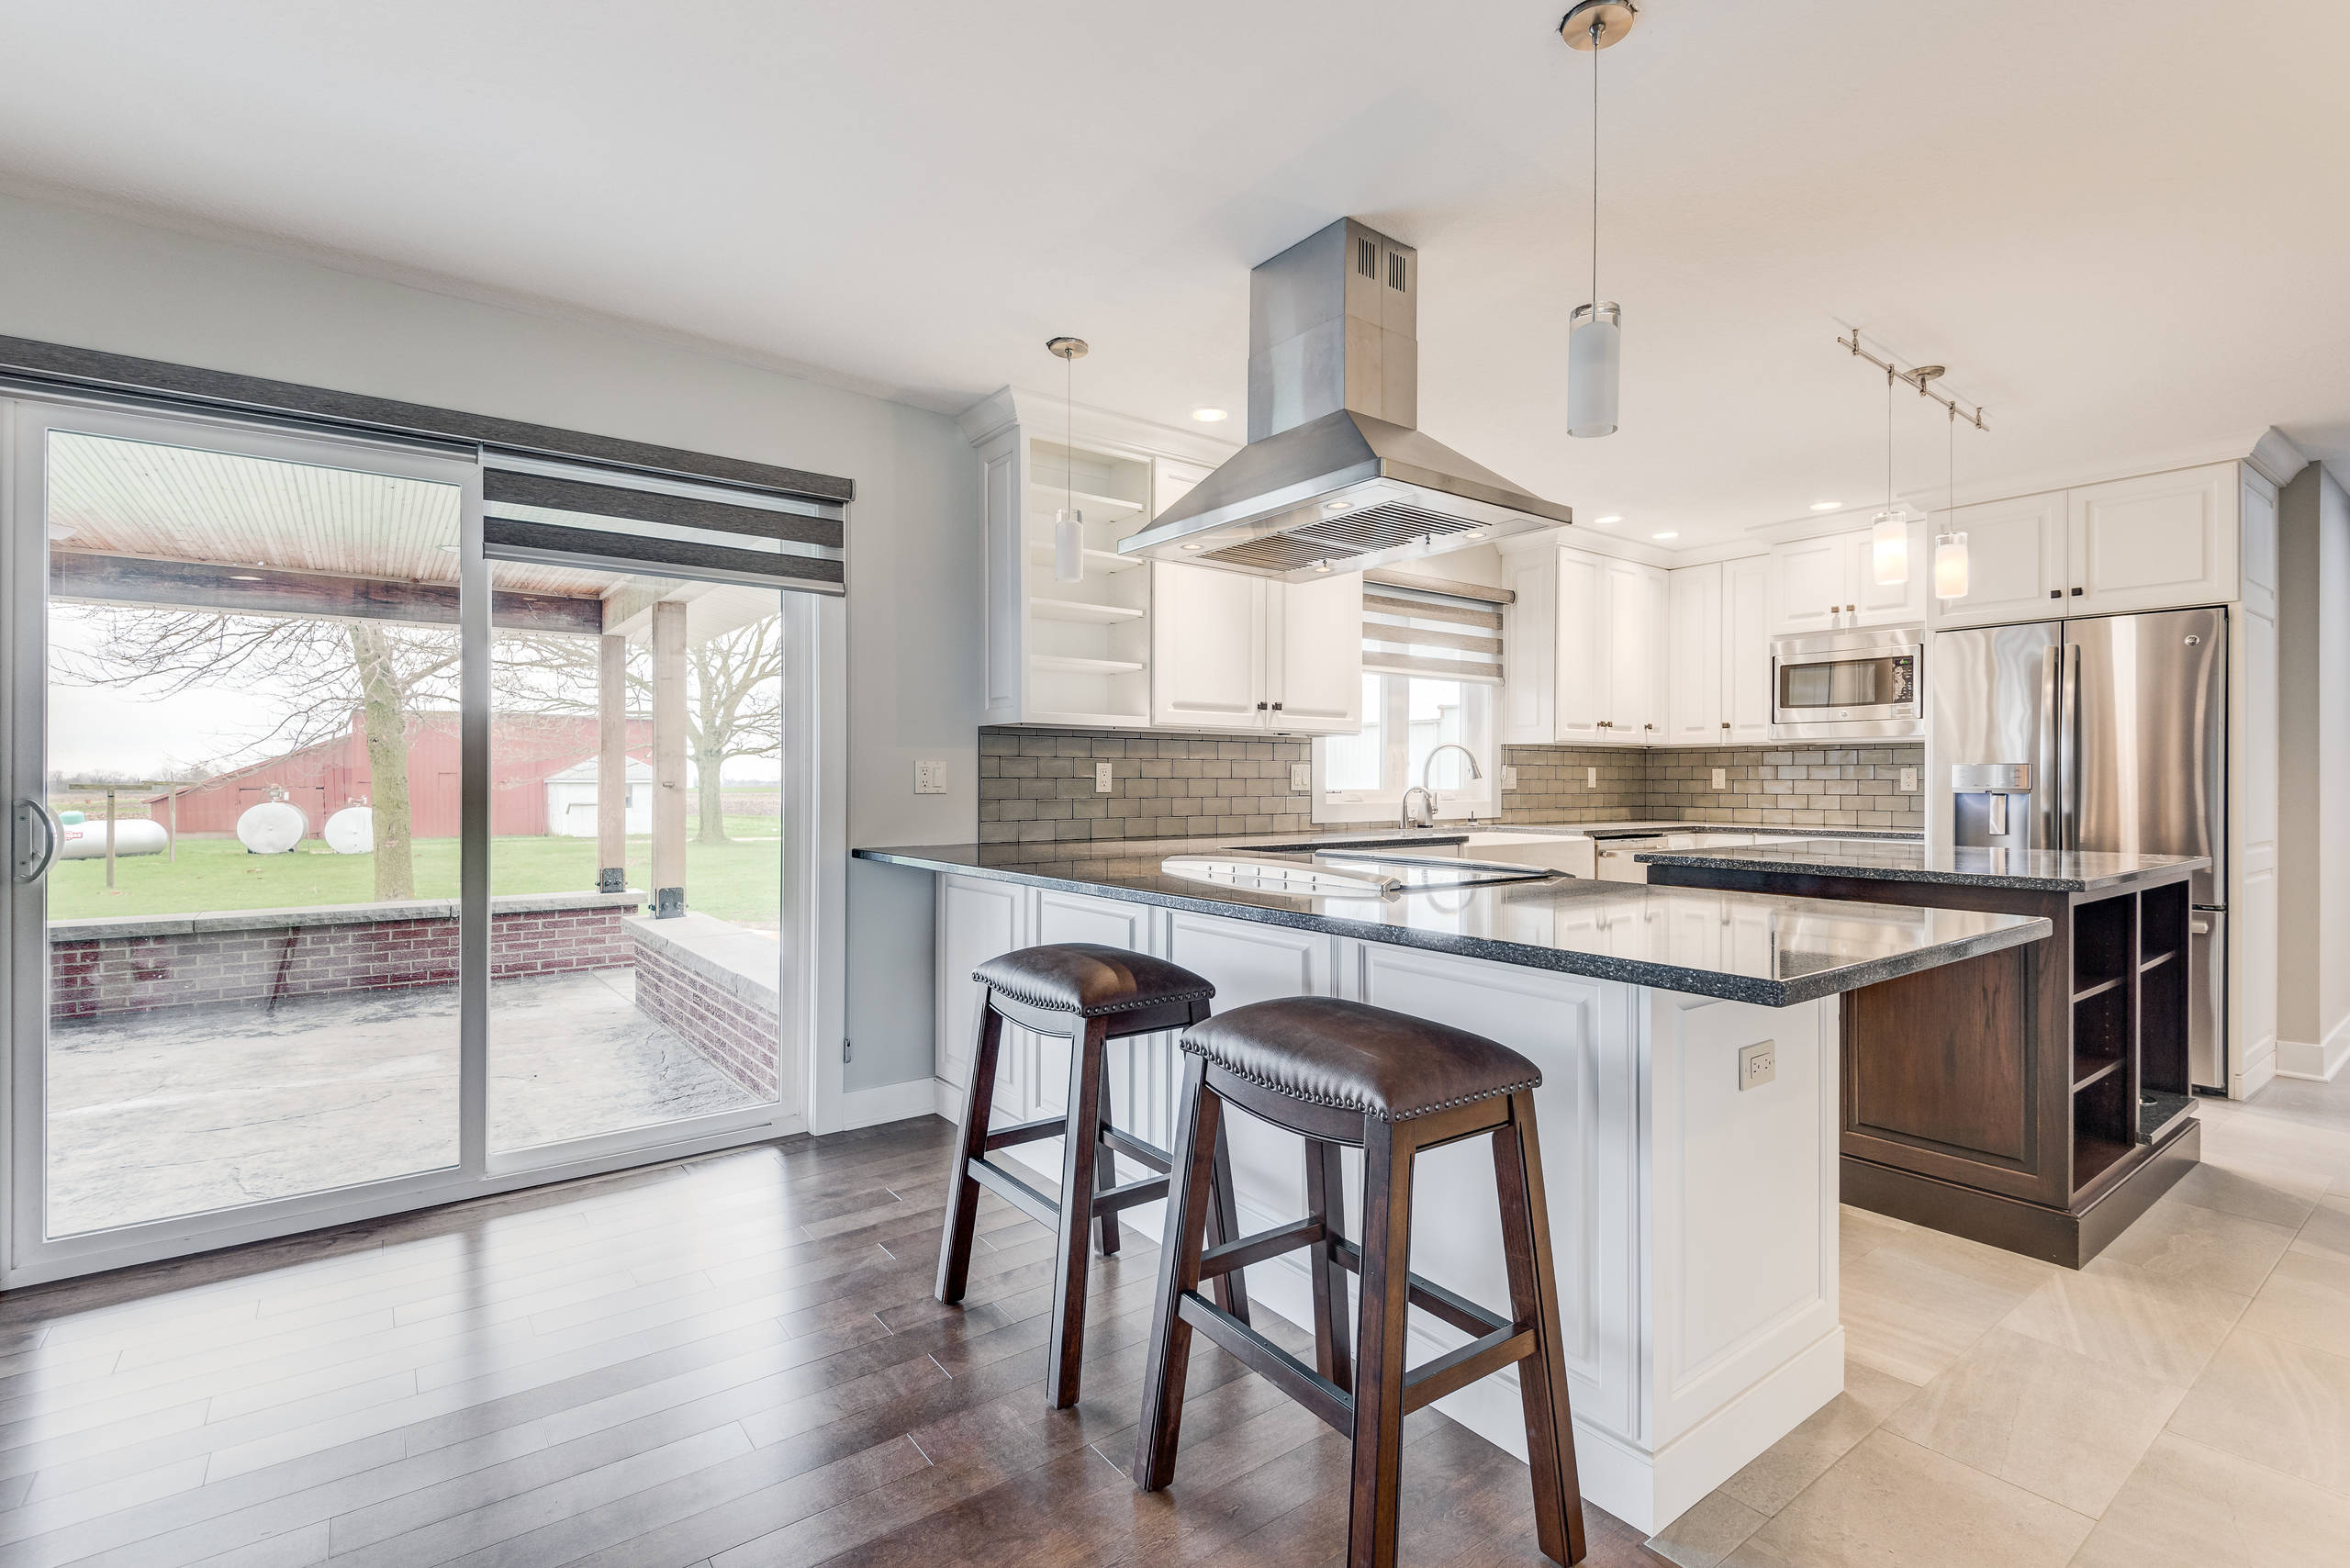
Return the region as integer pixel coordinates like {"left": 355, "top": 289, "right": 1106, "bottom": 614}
{"left": 1568, "top": 302, "right": 1621, "bottom": 438}
{"left": 1933, "top": 530, "right": 1970, "bottom": 599}
{"left": 1870, "top": 510, "right": 1909, "bottom": 585}
{"left": 1053, "top": 509, "right": 1084, "bottom": 582}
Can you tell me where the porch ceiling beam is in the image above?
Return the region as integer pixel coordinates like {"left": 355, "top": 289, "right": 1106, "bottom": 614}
{"left": 50, "top": 552, "right": 604, "bottom": 635}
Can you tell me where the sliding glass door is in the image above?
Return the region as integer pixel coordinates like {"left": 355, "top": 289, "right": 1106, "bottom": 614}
{"left": 5, "top": 398, "right": 811, "bottom": 1285}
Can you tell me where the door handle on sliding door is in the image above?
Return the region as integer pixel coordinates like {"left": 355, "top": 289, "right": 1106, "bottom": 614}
{"left": 13, "top": 799, "right": 62, "bottom": 884}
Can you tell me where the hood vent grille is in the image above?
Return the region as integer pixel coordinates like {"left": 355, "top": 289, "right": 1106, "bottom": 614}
{"left": 1200, "top": 503, "right": 1484, "bottom": 573}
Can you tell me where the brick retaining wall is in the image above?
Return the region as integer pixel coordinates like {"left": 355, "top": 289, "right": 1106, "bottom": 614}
{"left": 627, "top": 914, "right": 782, "bottom": 1102}
{"left": 49, "top": 893, "right": 642, "bottom": 1021}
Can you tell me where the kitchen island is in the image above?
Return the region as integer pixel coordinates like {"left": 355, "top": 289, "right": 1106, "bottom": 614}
{"left": 854, "top": 836, "right": 2048, "bottom": 1532}
{"left": 1639, "top": 841, "right": 2208, "bottom": 1269}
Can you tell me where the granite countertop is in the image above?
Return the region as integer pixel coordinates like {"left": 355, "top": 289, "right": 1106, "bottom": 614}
{"left": 854, "top": 841, "right": 2048, "bottom": 1008}
{"left": 1634, "top": 840, "right": 2210, "bottom": 892}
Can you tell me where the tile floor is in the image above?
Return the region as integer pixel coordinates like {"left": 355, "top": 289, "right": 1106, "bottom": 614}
{"left": 46, "top": 969, "right": 763, "bottom": 1236}
{"left": 1646, "top": 1067, "right": 2350, "bottom": 1568}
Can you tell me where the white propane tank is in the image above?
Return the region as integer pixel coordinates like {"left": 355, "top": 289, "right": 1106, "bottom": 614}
{"left": 323, "top": 805, "right": 375, "bottom": 855}
{"left": 235, "top": 800, "right": 308, "bottom": 855}
{"left": 56, "top": 818, "right": 171, "bottom": 860}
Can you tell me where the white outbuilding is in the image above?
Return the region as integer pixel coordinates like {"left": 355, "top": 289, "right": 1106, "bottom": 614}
{"left": 543, "top": 756, "right": 654, "bottom": 838}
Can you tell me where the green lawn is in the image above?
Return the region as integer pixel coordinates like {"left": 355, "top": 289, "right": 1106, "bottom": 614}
{"left": 48, "top": 821, "right": 781, "bottom": 927}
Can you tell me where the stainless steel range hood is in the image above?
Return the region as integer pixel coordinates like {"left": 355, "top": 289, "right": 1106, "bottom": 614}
{"left": 1119, "top": 218, "right": 1571, "bottom": 581}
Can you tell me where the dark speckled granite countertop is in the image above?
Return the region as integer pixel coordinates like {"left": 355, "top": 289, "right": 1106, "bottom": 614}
{"left": 1634, "top": 841, "right": 2209, "bottom": 893}
{"left": 853, "top": 838, "right": 2049, "bottom": 1009}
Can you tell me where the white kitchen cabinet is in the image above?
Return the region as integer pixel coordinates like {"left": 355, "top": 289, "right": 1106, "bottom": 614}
{"left": 1501, "top": 542, "right": 1663, "bottom": 746}
{"left": 1148, "top": 561, "right": 1361, "bottom": 734}
{"left": 1665, "top": 564, "right": 1723, "bottom": 745}
{"left": 1766, "top": 523, "right": 1927, "bottom": 635}
{"left": 1926, "top": 492, "right": 2066, "bottom": 629}
{"left": 1724, "top": 554, "right": 1773, "bottom": 743}
{"left": 1931, "top": 462, "right": 2247, "bottom": 629}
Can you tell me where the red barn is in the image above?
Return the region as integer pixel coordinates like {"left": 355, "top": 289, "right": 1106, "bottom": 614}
{"left": 147, "top": 711, "right": 652, "bottom": 839}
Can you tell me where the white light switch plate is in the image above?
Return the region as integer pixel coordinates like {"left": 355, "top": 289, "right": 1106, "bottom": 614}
{"left": 913, "top": 760, "right": 946, "bottom": 795}
{"left": 1291, "top": 762, "right": 1312, "bottom": 792}
{"left": 1501, "top": 765, "right": 1519, "bottom": 792}
{"left": 1094, "top": 762, "right": 1113, "bottom": 792}
{"left": 1900, "top": 767, "right": 1919, "bottom": 793}
{"left": 1711, "top": 767, "right": 1727, "bottom": 790}
{"left": 1739, "top": 1039, "right": 1777, "bottom": 1091}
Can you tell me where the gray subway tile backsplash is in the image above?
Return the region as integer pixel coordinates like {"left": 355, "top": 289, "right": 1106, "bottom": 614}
{"left": 980, "top": 725, "right": 1924, "bottom": 840}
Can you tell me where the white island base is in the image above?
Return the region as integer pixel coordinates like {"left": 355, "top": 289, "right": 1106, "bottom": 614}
{"left": 933, "top": 877, "right": 1842, "bottom": 1535}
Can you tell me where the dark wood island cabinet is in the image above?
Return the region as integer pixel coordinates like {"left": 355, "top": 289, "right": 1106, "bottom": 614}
{"left": 1640, "top": 842, "right": 2207, "bottom": 1268}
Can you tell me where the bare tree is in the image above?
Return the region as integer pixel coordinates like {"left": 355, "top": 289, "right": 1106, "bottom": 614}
{"left": 53, "top": 605, "right": 459, "bottom": 900}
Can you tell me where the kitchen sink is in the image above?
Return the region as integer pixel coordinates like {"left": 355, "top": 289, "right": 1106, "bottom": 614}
{"left": 1163, "top": 849, "right": 1561, "bottom": 895}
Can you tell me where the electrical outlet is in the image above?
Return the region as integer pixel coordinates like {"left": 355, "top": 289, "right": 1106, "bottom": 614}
{"left": 1711, "top": 767, "right": 1727, "bottom": 790}
{"left": 1094, "top": 762, "right": 1113, "bottom": 793}
{"left": 1291, "top": 762, "right": 1312, "bottom": 792}
{"left": 1899, "top": 767, "right": 1918, "bottom": 793}
{"left": 1501, "top": 765, "right": 1519, "bottom": 792}
{"left": 913, "top": 760, "right": 946, "bottom": 795}
{"left": 1585, "top": 766, "right": 1598, "bottom": 789}
{"left": 1738, "top": 1039, "right": 1777, "bottom": 1091}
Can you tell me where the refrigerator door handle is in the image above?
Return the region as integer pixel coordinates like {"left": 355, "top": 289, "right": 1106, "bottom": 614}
{"left": 2038, "top": 641, "right": 2062, "bottom": 851}
{"left": 2059, "top": 640, "right": 2083, "bottom": 851}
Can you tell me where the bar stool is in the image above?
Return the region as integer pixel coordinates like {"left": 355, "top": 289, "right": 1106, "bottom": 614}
{"left": 1133, "top": 995, "right": 1585, "bottom": 1568}
{"left": 936, "top": 943, "right": 1248, "bottom": 1409}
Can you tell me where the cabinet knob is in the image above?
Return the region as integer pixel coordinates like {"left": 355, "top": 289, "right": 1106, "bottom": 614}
{"left": 1270, "top": 700, "right": 1283, "bottom": 711}
{"left": 2070, "top": 586, "right": 2084, "bottom": 596}
{"left": 2050, "top": 589, "right": 2062, "bottom": 599}
{"left": 1845, "top": 603, "right": 1856, "bottom": 613}
{"left": 1255, "top": 700, "right": 1268, "bottom": 711}
{"left": 1644, "top": 722, "right": 1656, "bottom": 731}
{"left": 1720, "top": 722, "right": 1730, "bottom": 730}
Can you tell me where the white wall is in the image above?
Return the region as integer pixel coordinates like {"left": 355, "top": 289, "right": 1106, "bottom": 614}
{"left": 2276, "top": 463, "right": 2350, "bottom": 1073}
{"left": 0, "top": 193, "right": 979, "bottom": 1095}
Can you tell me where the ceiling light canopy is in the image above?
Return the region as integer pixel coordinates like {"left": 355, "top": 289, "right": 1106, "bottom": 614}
{"left": 1561, "top": 1, "right": 1635, "bottom": 440}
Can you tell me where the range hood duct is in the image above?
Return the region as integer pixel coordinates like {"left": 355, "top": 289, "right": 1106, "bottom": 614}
{"left": 1120, "top": 218, "right": 1571, "bottom": 580}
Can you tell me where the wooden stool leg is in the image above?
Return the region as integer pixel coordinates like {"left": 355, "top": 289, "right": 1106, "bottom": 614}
{"left": 1205, "top": 1118, "right": 1251, "bottom": 1324}
{"left": 1093, "top": 1051, "right": 1122, "bottom": 1257}
{"left": 1494, "top": 1090, "right": 1586, "bottom": 1566}
{"left": 1046, "top": 1018, "right": 1110, "bottom": 1408}
{"left": 1348, "top": 1117, "right": 1415, "bottom": 1568}
{"left": 1304, "top": 1136, "right": 1352, "bottom": 1392}
{"left": 934, "top": 998, "right": 1004, "bottom": 1305}
{"left": 1133, "top": 1052, "right": 1221, "bottom": 1492}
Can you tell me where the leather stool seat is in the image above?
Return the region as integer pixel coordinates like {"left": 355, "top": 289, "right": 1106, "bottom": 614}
{"left": 1181, "top": 997, "right": 1542, "bottom": 1122}
{"left": 973, "top": 944, "right": 1215, "bottom": 1018}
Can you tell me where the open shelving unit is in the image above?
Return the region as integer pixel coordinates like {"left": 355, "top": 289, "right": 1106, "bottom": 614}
{"left": 1020, "top": 439, "right": 1156, "bottom": 726}
{"left": 2068, "top": 878, "right": 2192, "bottom": 1199}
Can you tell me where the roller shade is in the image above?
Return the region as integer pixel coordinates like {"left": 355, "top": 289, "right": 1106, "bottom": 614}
{"left": 483, "top": 458, "right": 845, "bottom": 596}
{"left": 1361, "top": 580, "right": 1504, "bottom": 684}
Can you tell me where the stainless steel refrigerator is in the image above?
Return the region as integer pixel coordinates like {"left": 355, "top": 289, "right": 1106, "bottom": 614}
{"left": 1929, "top": 608, "right": 2229, "bottom": 1089}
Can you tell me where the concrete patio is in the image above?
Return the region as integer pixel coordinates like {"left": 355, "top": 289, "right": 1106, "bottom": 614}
{"left": 45, "top": 968, "right": 763, "bottom": 1236}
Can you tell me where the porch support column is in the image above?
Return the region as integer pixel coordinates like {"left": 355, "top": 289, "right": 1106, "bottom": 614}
{"left": 651, "top": 599, "right": 688, "bottom": 917}
{"left": 597, "top": 633, "right": 628, "bottom": 893}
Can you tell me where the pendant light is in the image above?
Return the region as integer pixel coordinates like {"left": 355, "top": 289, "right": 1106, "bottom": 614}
{"left": 1934, "top": 403, "right": 1970, "bottom": 598}
{"left": 1561, "top": 3, "right": 1636, "bottom": 439}
{"left": 1046, "top": 336, "right": 1088, "bottom": 583}
{"left": 1869, "top": 363, "right": 1909, "bottom": 585}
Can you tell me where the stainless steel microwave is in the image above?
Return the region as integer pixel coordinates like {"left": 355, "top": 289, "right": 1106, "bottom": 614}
{"left": 1769, "top": 625, "right": 1923, "bottom": 739}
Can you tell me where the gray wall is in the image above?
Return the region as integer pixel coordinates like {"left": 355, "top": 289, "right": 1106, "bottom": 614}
{"left": 2277, "top": 464, "right": 2350, "bottom": 1057}
{"left": 0, "top": 192, "right": 980, "bottom": 1100}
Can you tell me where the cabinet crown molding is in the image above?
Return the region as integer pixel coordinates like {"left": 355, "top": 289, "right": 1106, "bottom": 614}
{"left": 954, "top": 385, "right": 1239, "bottom": 466}
{"left": 2246, "top": 426, "right": 2310, "bottom": 489}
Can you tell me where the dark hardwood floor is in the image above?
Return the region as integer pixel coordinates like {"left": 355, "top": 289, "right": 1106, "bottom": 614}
{"left": 0, "top": 1116, "right": 1670, "bottom": 1566}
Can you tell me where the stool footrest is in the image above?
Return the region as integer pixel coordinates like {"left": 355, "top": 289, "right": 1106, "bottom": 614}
{"left": 1179, "top": 1290, "right": 1353, "bottom": 1434}
{"left": 1333, "top": 1238, "right": 1511, "bottom": 1338}
{"left": 964, "top": 1157, "right": 1060, "bottom": 1229}
{"left": 1091, "top": 1174, "right": 1171, "bottom": 1215}
{"left": 1401, "top": 1325, "right": 1537, "bottom": 1415}
{"left": 1101, "top": 1126, "right": 1173, "bottom": 1171}
{"left": 981, "top": 1116, "right": 1069, "bottom": 1152}
{"left": 1199, "top": 1217, "right": 1326, "bottom": 1282}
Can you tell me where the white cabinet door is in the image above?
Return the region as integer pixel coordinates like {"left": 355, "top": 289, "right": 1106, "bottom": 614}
{"left": 1553, "top": 548, "right": 1611, "bottom": 744}
{"left": 1723, "top": 554, "right": 1774, "bottom": 744}
{"left": 1929, "top": 491, "right": 2066, "bottom": 629}
{"left": 1847, "top": 521, "right": 1928, "bottom": 625}
{"left": 1499, "top": 545, "right": 1558, "bottom": 745}
{"left": 1607, "top": 559, "right": 1669, "bottom": 743}
{"left": 1149, "top": 562, "right": 1265, "bottom": 728}
{"left": 1665, "top": 564, "right": 1722, "bottom": 745}
{"left": 2239, "top": 468, "right": 2277, "bottom": 622}
{"left": 2069, "top": 465, "right": 2236, "bottom": 616}
{"left": 1767, "top": 535, "right": 1850, "bottom": 636}
{"left": 1269, "top": 570, "right": 1363, "bottom": 734}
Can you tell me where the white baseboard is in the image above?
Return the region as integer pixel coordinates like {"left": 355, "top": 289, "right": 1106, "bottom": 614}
{"left": 2275, "top": 1017, "right": 2350, "bottom": 1081}
{"left": 932, "top": 1075, "right": 963, "bottom": 1121}
{"left": 2236, "top": 1047, "right": 2279, "bottom": 1100}
{"left": 836, "top": 1077, "right": 947, "bottom": 1131}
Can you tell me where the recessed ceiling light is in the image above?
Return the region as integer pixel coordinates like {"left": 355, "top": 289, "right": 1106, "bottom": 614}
{"left": 1810, "top": 500, "right": 1841, "bottom": 511}
{"left": 1594, "top": 514, "right": 1623, "bottom": 525}
{"left": 1651, "top": 531, "right": 1679, "bottom": 541}
{"left": 1191, "top": 407, "right": 1228, "bottom": 422}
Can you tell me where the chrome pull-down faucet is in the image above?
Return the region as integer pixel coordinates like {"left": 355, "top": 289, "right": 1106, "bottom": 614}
{"left": 1400, "top": 744, "right": 1484, "bottom": 829}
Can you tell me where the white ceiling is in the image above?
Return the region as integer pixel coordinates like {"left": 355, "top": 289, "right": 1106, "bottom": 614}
{"left": 2, "top": 1, "right": 2345, "bottom": 549}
